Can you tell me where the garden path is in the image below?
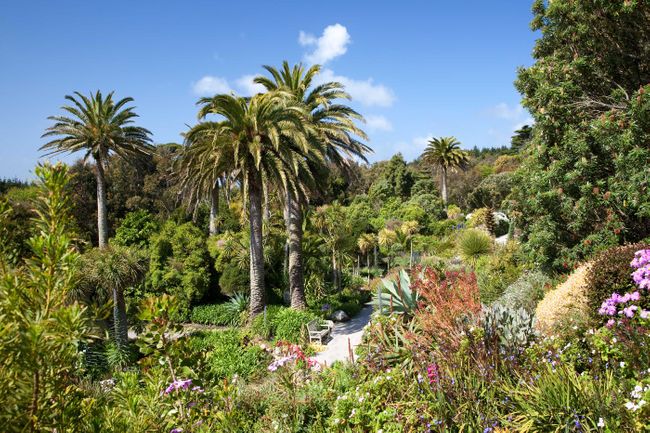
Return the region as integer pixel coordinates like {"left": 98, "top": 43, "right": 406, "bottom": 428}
{"left": 313, "top": 304, "right": 374, "bottom": 367}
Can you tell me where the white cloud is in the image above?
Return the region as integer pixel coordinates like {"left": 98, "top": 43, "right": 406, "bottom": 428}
{"left": 300, "top": 24, "right": 351, "bottom": 65}
{"left": 317, "top": 68, "right": 395, "bottom": 107}
{"left": 192, "top": 76, "right": 232, "bottom": 96}
{"left": 365, "top": 115, "right": 393, "bottom": 132}
{"left": 412, "top": 134, "right": 433, "bottom": 149}
{"left": 487, "top": 102, "right": 535, "bottom": 144}
{"left": 235, "top": 74, "right": 266, "bottom": 96}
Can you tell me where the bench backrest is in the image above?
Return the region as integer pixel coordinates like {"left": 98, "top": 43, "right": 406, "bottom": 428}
{"left": 306, "top": 320, "right": 320, "bottom": 332}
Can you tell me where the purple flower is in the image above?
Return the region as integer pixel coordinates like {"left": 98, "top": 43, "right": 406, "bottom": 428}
{"left": 170, "top": 428, "right": 183, "bottom": 433}
{"left": 622, "top": 305, "right": 638, "bottom": 318}
{"left": 164, "top": 379, "right": 193, "bottom": 395}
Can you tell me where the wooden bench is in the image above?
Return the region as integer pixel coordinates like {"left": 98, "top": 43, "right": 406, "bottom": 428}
{"left": 307, "top": 319, "right": 333, "bottom": 344}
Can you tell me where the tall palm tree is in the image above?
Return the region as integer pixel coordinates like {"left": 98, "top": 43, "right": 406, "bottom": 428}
{"left": 195, "top": 92, "right": 310, "bottom": 316}
{"left": 41, "top": 91, "right": 153, "bottom": 248}
{"left": 357, "top": 233, "right": 376, "bottom": 283}
{"left": 176, "top": 122, "right": 235, "bottom": 236}
{"left": 421, "top": 136, "right": 469, "bottom": 204}
{"left": 255, "top": 61, "right": 370, "bottom": 308}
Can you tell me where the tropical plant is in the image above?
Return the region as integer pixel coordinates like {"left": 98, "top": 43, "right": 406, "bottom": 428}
{"left": 255, "top": 61, "right": 370, "bottom": 309}
{"left": 176, "top": 121, "right": 235, "bottom": 236}
{"left": 41, "top": 91, "right": 153, "bottom": 248}
{"left": 195, "top": 92, "right": 311, "bottom": 317}
{"left": 458, "top": 229, "right": 492, "bottom": 266}
{"left": 225, "top": 292, "right": 249, "bottom": 323}
{"left": 357, "top": 233, "right": 377, "bottom": 282}
{"left": 421, "top": 136, "right": 469, "bottom": 203}
{"left": 78, "top": 245, "right": 148, "bottom": 349}
{"left": 372, "top": 269, "right": 419, "bottom": 316}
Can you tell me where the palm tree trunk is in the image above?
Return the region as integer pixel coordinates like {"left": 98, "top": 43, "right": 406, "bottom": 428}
{"left": 286, "top": 191, "right": 306, "bottom": 309}
{"left": 209, "top": 182, "right": 219, "bottom": 237}
{"left": 366, "top": 255, "right": 370, "bottom": 284}
{"left": 262, "top": 181, "right": 270, "bottom": 222}
{"left": 441, "top": 166, "right": 448, "bottom": 204}
{"left": 113, "top": 287, "right": 128, "bottom": 349}
{"left": 248, "top": 170, "right": 266, "bottom": 317}
{"left": 95, "top": 158, "right": 109, "bottom": 249}
{"left": 373, "top": 244, "right": 378, "bottom": 268}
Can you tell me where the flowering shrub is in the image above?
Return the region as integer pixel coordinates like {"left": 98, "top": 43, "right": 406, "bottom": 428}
{"left": 267, "top": 341, "right": 319, "bottom": 372}
{"left": 586, "top": 243, "right": 650, "bottom": 316}
{"left": 632, "top": 249, "right": 650, "bottom": 289}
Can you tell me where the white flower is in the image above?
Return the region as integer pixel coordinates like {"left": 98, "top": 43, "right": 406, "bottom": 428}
{"left": 597, "top": 418, "right": 605, "bottom": 428}
{"left": 350, "top": 409, "right": 356, "bottom": 417}
{"left": 625, "top": 401, "right": 636, "bottom": 411}
{"left": 620, "top": 361, "right": 626, "bottom": 368}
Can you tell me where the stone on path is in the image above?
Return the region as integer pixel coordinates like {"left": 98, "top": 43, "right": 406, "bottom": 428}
{"left": 313, "top": 304, "right": 373, "bottom": 367}
{"left": 331, "top": 310, "right": 350, "bottom": 322}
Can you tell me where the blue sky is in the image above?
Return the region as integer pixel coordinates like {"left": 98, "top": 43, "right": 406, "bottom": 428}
{"left": 0, "top": 1, "right": 537, "bottom": 179}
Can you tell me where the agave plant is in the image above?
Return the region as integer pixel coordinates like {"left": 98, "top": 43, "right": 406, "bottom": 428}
{"left": 372, "top": 269, "right": 419, "bottom": 315}
{"left": 225, "top": 292, "right": 249, "bottom": 325}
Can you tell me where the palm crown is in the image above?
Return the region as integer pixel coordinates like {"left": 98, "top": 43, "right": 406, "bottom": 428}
{"left": 421, "top": 136, "right": 469, "bottom": 203}
{"left": 41, "top": 90, "right": 153, "bottom": 166}
{"left": 422, "top": 136, "right": 469, "bottom": 172}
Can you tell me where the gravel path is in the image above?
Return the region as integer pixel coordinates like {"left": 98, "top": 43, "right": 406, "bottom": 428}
{"left": 313, "top": 304, "right": 374, "bottom": 367}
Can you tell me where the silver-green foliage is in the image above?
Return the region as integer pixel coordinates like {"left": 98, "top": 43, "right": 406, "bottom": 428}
{"left": 482, "top": 303, "right": 536, "bottom": 355}
{"left": 372, "top": 269, "right": 419, "bottom": 315}
{"left": 497, "top": 270, "right": 550, "bottom": 312}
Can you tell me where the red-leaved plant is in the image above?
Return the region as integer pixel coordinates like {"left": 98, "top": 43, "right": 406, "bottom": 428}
{"left": 410, "top": 266, "right": 482, "bottom": 352}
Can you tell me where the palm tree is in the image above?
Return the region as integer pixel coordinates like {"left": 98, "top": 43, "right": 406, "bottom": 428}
{"left": 195, "top": 92, "right": 310, "bottom": 316}
{"left": 421, "top": 136, "right": 469, "bottom": 203}
{"left": 176, "top": 122, "right": 235, "bottom": 236}
{"left": 41, "top": 91, "right": 153, "bottom": 248}
{"left": 79, "top": 245, "right": 147, "bottom": 349}
{"left": 255, "top": 61, "right": 370, "bottom": 309}
{"left": 377, "top": 228, "right": 398, "bottom": 271}
{"left": 399, "top": 221, "right": 419, "bottom": 268}
{"left": 357, "top": 233, "right": 377, "bottom": 283}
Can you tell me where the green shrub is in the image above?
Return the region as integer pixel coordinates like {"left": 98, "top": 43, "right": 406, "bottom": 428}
{"left": 190, "top": 303, "right": 239, "bottom": 326}
{"left": 497, "top": 270, "right": 550, "bottom": 312}
{"left": 274, "top": 308, "right": 317, "bottom": 343}
{"left": 113, "top": 209, "right": 159, "bottom": 248}
{"left": 310, "top": 287, "right": 370, "bottom": 319}
{"left": 458, "top": 229, "right": 492, "bottom": 266}
{"left": 218, "top": 262, "right": 249, "bottom": 296}
{"left": 148, "top": 220, "right": 211, "bottom": 320}
{"left": 585, "top": 243, "right": 650, "bottom": 315}
{"left": 249, "top": 305, "right": 284, "bottom": 339}
{"left": 474, "top": 243, "right": 522, "bottom": 304}
{"left": 188, "top": 329, "right": 268, "bottom": 379}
